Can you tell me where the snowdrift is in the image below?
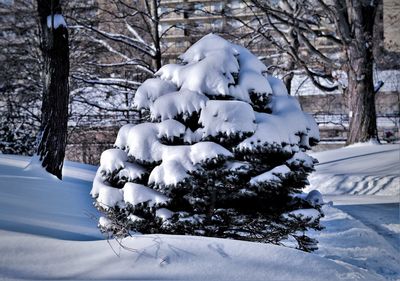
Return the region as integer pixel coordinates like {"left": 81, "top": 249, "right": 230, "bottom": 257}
{"left": 308, "top": 143, "right": 400, "bottom": 196}
{"left": 0, "top": 154, "right": 388, "bottom": 280}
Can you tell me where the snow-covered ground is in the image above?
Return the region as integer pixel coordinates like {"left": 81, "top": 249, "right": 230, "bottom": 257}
{"left": 308, "top": 143, "right": 400, "bottom": 196}
{"left": 0, "top": 143, "right": 399, "bottom": 280}
{"left": 307, "top": 143, "right": 400, "bottom": 280}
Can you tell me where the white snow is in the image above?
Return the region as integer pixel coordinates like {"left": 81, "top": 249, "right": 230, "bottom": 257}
{"left": 239, "top": 113, "right": 299, "bottom": 149}
{"left": 114, "top": 124, "right": 135, "bottom": 149}
{"left": 123, "top": 183, "right": 168, "bottom": 206}
{"left": 156, "top": 54, "right": 238, "bottom": 98}
{"left": 199, "top": 100, "right": 256, "bottom": 137}
{"left": 98, "top": 216, "right": 113, "bottom": 229}
{"left": 306, "top": 190, "right": 324, "bottom": 206}
{"left": 133, "top": 78, "right": 177, "bottom": 109}
{"left": 46, "top": 14, "right": 67, "bottom": 29}
{"left": 311, "top": 205, "right": 400, "bottom": 280}
{"left": 286, "top": 208, "right": 321, "bottom": 223}
{"left": 0, "top": 155, "right": 101, "bottom": 240}
{"left": 155, "top": 34, "right": 273, "bottom": 102}
{"left": 156, "top": 208, "right": 174, "bottom": 220}
{"left": 0, "top": 229, "right": 382, "bottom": 281}
{"left": 99, "top": 148, "right": 127, "bottom": 174}
{"left": 91, "top": 170, "right": 124, "bottom": 209}
{"left": 0, "top": 153, "right": 397, "bottom": 280}
{"left": 156, "top": 119, "right": 187, "bottom": 141}
{"left": 250, "top": 165, "right": 291, "bottom": 185}
{"left": 149, "top": 142, "right": 232, "bottom": 186}
{"left": 124, "top": 123, "right": 159, "bottom": 162}
{"left": 179, "top": 33, "right": 238, "bottom": 64}
{"left": 287, "top": 150, "right": 316, "bottom": 168}
{"left": 266, "top": 75, "right": 289, "bottom": 96}
{"left": 238, "top": 95, "right": 319, "bottom": 151}
{"left": 189, "top": 141, "right": 232, "bottom": 164}
{"left": 122, "top": 121, "right": 186, "bottom": 163}
{"left": 382, "top": 223, "right": 400, "bottom": 234}
{"left": 307, "top": 143, "right": 400, "bottom": 195}
{"left": 150, "top": 89, "right": 208, "bottom": 120}
{"left": 183, "top": 128, "right": 203, "bottom": 144}
{"left": 149, "top": 156, "right": 191, "bottom": 186}
{"left": 116, "top": 162, "right": 147, "bottom": 182}
{"left": 104, "top": 115, "right": 233, "bottom": 188}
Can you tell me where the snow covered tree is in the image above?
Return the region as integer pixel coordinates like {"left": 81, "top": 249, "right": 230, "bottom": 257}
{"left": 91, "top": 34, "right": 323, "bottom": 252}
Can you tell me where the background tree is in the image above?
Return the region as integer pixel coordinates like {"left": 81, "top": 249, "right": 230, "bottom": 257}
{"left": 36, "top": 0, "right": 70, "bottom": 179}
{"left": 65, "top": 0, "right": 185, "bottom": 123}
{"left": 0, "top": 0, "right": 42, "bottom": 155}
{"left": 238, "top": 0, "right": 380, "bottom": 144}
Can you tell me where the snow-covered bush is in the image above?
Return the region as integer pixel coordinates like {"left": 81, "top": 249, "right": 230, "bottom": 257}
{"left": 91, "top": 34, "right": 323, "bottom": 252}
{"left": 0, "top": 120, "right": 37, "bottom": 155}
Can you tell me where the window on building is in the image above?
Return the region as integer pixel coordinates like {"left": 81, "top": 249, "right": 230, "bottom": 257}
{"left": 158, "top": 23, "right": 171, "bottom": 34}
{"left": 229, "top": 0, "right": 242, "bottom": 9}
{"left": 228, "top": 19, "right": 243, "bottom": 28}
{"left": 195, "top": 21, "right": 205, "bottom": 29}
{"left": 211, "top": 2, "right": 224, "bottom": 13}
{"left": 0, "top": 0, "right": 14, "bottom": 5}
{"left": 158, "top": 6, "right": 167, "bottom": 15}
{"left": 194, "top": 3, "right": 204, "bottom": 15}
{"left": 212, "top": 19, "right": 223, "bottom": 31}
{"left": 1, "top": 30, "right": 16, "bottom": 39}
{"left": 175, "top": 40, "right": 185, "bottom": 49}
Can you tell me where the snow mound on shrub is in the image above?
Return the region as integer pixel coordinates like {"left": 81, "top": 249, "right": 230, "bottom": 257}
{"left": 91, "top": 33, "right": 320, "bottom": 234}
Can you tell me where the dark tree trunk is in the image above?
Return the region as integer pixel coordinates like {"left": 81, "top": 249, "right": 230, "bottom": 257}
{"left": 283, "top": 71, "right": 294, "bottom": 95}
{"left": 346, "top": 56, "right": 378, "bottom": 144}
{"left": 345, "top": 1, "right": 379, "bottom": 145}
{"left": 150, "top": 0, "right": 162, "bottom": 71}
{"left": 36, "top": 0, "right": 69, "bottom": 179}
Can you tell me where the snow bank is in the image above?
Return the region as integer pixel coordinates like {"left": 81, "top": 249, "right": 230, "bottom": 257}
{"left": 0, "top": 155, "right": 101, "bottom": 241}
{"left": 307, "top": 144, "right": 400, "bottom": 195}
{"left": 0, "top": 229, "right": 384, "bottom": 280}
{"left": 0, "top": 154, "right": 395, "bottom": 280}
{"left": 312, "top": 205, "right": 400, "bottom": 280}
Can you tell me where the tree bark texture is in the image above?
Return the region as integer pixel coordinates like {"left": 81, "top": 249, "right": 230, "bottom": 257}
{"left": 150, "top": 0, "right": 162, "bottom": 71}
{"left": 344, "top": 0, "right": 379, "bottom": 144}
{"left": 36, "top": 0, "right": 69, "bottom": 179}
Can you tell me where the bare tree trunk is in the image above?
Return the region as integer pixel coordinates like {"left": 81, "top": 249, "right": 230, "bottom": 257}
{"left": 150, "top": 0, "right": 162, "bottom": 70}
{"left": 346, "top": 57, "right": 378, "bottom": 144}
{"left": 345, "top": 0, "right": 379, "bottom": 144}
{"left": 282, "top": 67, "right": 294, "bottom": 95}
{"left": 36, "top": 0, "right": 69, "bottom": 179}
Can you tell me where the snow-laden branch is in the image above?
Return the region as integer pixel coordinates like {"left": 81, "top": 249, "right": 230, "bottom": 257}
{"left": 90, "top": 37, "right": 155, "bottom": 74}
{"left": 72, "top": 75, "right": 142, "bottom": 90}
{"left": 124, "top": 20, "right": 148, "bottom": 47}
{"left": 70, "top": 18, "right": 156, "bottom": 58}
